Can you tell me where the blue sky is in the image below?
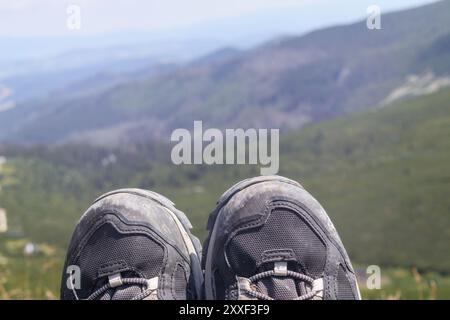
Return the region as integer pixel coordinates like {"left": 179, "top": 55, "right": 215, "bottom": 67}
{"left": 0, "top": 0, "right": 439, "bottom": 37}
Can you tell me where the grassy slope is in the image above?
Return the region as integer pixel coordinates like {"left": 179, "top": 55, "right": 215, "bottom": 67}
{"left": 1, "top": 88, "right": 450, "bottom": 298}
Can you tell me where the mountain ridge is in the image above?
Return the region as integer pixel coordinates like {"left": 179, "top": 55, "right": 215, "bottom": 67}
{"left": 0, "top": 0, "right": 449, "bottom": 145}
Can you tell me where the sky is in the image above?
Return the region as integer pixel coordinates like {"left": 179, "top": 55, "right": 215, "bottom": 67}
{"left": 0, "top": 0, "right": 439, "bottom": 38}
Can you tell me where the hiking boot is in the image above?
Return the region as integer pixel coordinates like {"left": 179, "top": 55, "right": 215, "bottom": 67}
{"left": 203, "top": 176, "right": 361, "bottom": 300}
{"left": 60, "top": 189, "right": 203, "bottom": 300}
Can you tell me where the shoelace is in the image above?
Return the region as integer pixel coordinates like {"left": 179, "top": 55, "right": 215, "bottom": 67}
{"left": 241, "top": 270, "right": 317, "bottom": 300}
{"left": 86, "top": 278, "right": 156, "bottom": 300}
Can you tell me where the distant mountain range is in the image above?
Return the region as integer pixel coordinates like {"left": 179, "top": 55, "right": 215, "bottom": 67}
{"left": 0, "top": 0, "right": 449, "bottom": 145}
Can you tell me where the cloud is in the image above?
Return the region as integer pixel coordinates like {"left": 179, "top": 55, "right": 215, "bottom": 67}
{"left": 0, "top": 0, "right": 318, "bottom": 36}
{"left": 0, "top": 0, "right": 438, "bottom": 37}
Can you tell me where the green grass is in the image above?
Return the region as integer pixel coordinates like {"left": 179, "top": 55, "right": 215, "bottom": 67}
{"left": 359, "top": 267, "right": 450, "bottom": 300}
{"left": 0, "top": 256, "right": 62, "bottom": 300}
{"left": 0, "top": 239, "right": 62, "bottom": 299}
{"left": 2, "top": 253, "right": 450, "bottom": 299}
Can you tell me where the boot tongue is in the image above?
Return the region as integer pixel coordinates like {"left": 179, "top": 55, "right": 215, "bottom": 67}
{"left": 253, "top": 261, "right": 306, "bottom": 300}
{"left": 95, "top": 271, "right": 146, "bottom": 300}
{"left": 256, "top": 277, "right": 300, "bottom": 300}
{"left": 100, "top": 284, "right": 144, "bottom": 300}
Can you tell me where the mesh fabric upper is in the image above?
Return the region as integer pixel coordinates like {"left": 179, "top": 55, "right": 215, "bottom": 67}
{"left": 337, "top": 264, "right": 355, "bottom": 300}
{"left": 172, "top": 263, "right": 188, "bottom": 299}
{"left": 76, "top": 223, "right": 164, "bottom": 299}
{"left": 226, "top": 207, "right": 327, "bottom": 278}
